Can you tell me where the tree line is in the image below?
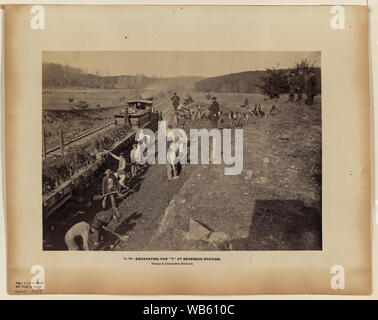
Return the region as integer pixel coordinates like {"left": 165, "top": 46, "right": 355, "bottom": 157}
{"left": 194, "top": 60, "right": 321, "bottom": 96}
{"left": 42, "top": 63, "right": 157, "bottom": 89}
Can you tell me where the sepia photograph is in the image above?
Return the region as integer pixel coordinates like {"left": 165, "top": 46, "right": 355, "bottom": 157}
{"left": 42, "top": 51, "right": 322, "bottom": 252}
{"left": 5, "top": 4, "right": 370, "bottom": 295}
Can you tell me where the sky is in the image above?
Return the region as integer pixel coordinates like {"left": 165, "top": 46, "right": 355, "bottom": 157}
{"left": 43, "top": 51, "right": 321, "bottom": 78}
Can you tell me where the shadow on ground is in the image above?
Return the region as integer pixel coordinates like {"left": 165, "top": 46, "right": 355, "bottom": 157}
{"left": 229, "top": 200, "right": 322, "bottom": 250}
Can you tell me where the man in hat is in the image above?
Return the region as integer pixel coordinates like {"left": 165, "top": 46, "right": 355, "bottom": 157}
{"left": 102, "top": 169, "right": 122, "bottom": 218}
{"left": 209, "top": 96, "right": 220, "bottom": 128}
{"left": 64, "top": 221, "right": 91, "bottom": 251}
{"left": 171, "top": 93, "right": 181, "bottom": 124}
{"left": 295, "top": 70, "right": 306, "bottom": 102}
{"left": 288, "top": 72, "right": 296, "bottom": 102}
{"left": 171, "top": 93, "right": 180, "bottom": 111}
{"left": 305, "top": 71, "right": 317, "bottom": 105}
{"left": 107, "top": 151, "right": 128, "bottom": 188}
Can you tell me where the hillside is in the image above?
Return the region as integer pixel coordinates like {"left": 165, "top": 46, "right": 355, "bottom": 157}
{"left": 42, "top": 63, "right": 202, "bottom": 91}
{"left": 194, "top": 68, "right": 321, "bottom": 94}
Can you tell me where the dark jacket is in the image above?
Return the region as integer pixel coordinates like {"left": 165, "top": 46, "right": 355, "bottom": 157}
{"left": 307, "top": 75, "right": 317, "bottom": 96}
{"left": 209, "top": 101, "right": 220, "bottom": 119}
{"left": 171, "top": 95, "right": 180, "bottom": 109}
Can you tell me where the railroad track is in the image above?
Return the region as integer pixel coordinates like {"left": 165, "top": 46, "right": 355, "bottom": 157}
{"left": 45, "top": 94, "right": 180, "bottom": 157}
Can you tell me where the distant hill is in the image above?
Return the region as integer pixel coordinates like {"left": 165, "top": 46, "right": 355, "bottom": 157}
{"left": 194, "top": 68, "right": 321, "bottom": 94}
{"left": 42, "top": 63, "right": 202, "bottom": 91}
{"left": 194, "top": 70, "right": 266, "bottom": 93}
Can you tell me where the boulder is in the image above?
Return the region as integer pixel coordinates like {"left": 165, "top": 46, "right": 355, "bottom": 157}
{"left": 189, "top": 219, "right": 211, "bottom": 240}
{"left": 245, "top": 169, "right": 253, "bottom": 180}
{"left": 207, "top": 232, "right": 229, "bottom": 243}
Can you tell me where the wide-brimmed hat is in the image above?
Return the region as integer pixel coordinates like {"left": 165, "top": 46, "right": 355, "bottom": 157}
{"left": 211, "top": 96, "right": 217, "bottom": 100}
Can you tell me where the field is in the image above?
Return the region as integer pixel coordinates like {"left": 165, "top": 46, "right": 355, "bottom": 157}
{"left": 42, "top": 88, "right": 162, "bottom": 110}
{"left": 44, "top": 90, "right": 322, "bottom": 251}
{"left": 43, "top": 88, "right": 169, "bottom": 150}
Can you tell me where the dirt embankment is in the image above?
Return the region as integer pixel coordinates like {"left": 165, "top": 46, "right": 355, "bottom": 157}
{"left": 145, "top": 100, "right": 322, "bottom": 251}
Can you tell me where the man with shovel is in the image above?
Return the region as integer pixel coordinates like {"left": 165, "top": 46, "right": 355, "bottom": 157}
{"left": 101, "top": 169, "right": 123, "bottom": 219}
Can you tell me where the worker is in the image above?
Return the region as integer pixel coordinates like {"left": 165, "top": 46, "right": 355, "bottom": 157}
{"left": 107, "top": 151, "right": 128, "bottom": 188}
{"left": 209, "top": 96, "right": 220, "bottom": 128}
{"left": 171, "top": 93, "right": 180, "bottom": 111}
{"left": 64, "top": 221, "right": 90, "bottom": 251}
{"left": 91, "top": 210, "right": 115, "bottom": 247}
{"left": 288, "top": 72, "right": 296, "bottom": 102}
{"left": 167, "top": 141, "right": 178, "bottom": 180}
{"left": 130, "top": 144, "right": 138, "bottom": 177}
{"left": 171, "top": 93, "right": 180, "bottom": 124}
{"left": 102, "top": 169, "right": 122, "bottom": 219}
{"left": 305, "top": 71, "right": 317, "bottom": 105}
{"left": 296, "top": 70, "right": 306, "bottom": 102}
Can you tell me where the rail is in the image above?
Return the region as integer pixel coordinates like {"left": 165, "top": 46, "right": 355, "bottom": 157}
{"left": 43, "top": 93, "right": 179, "bottom": 157}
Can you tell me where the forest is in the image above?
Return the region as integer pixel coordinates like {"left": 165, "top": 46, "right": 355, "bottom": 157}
{"left": 194, "top": 67, "right": 321, "bottom": 94}
{"left": 42, "top": 63, "right": 159, "bottom": 89}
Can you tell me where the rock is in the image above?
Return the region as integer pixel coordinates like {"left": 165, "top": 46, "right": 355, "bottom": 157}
{"left": 180, "top": 199, "right": 186, "bottom": 204}
{"left": 238, "top": 231, "right": 249, "bottom": 239}
{"left": 207, "top": 232, "right": 229, "bottom": 243}
{"left": 189, "top": 219, "right": 211, "bottom": 240}
{"left": 263, "top": 157, "right": 270, "bottom": 164}
{"left": 259, "top": 177, "right": 268, "bottom": 184}
{"left": 245, "top": 170, "right": 253, "bottom": 179}
{"left": 182, "top": 231, "right": 191, "bottom": 240}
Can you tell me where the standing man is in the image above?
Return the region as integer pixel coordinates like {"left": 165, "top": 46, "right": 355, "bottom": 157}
{"left": 288, "top": 72, "right": 296, "bottom": 102}
{"left": 295, "top": 70, "right": 306, "bottom": 102}
{"left": 64, "top": 221, "right": 91, "bottom": 251}
{"left": 209, "top": 96, "right": 220, "bottom": 128}
{"left": 107, "top": 151, "right": 127, "bottom": 188}
{"left": 167, "top": 141, "right": 178, "bottom": 180}
{"left": 305, "top": 71, "right": 318, "bottom": 105}
{"left": 102, "top": 169, "right": 122, "bottom": 219}
{"left": 171, "top": 92, "right": 180, "bottom": 124}
{"left": 130, "top": 144, "right": 138, "bottom": 177}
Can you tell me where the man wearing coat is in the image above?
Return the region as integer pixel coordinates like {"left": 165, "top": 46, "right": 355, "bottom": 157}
{"left": 209, "top": 96, "right": 220, "bottom": 128}
{"left": 306, "top": 71, "right": 317, "bottom": 105}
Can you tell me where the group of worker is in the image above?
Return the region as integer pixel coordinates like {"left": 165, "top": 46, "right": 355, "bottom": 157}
{"left": 64, "top": 142, "right": 146, "bottom": 251}
{"left": 64, "top": 125, "right": 183, "bottom": 250}
{"left": 288, "top": 69, "right": 318, "bottom": 105}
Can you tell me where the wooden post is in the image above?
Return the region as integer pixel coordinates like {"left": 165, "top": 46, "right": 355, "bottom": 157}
{"left": 42, "top": 128, "right": 46, "bottom": 159}
{"left": 59, "top": 128, "right": 64, "bottom": 156}
{"left": 104, "top": 115, "right": 107, "bottom": 136}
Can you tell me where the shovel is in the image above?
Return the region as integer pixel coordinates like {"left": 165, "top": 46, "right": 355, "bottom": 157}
{"left": 93, "top": 191, "right": 116, "bottom": 201}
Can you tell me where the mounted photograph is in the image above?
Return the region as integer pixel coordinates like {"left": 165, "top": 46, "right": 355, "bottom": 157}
{"left": 42, "top": 51, "right": 322, "bottom": 252}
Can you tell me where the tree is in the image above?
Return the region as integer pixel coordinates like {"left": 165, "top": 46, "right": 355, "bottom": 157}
{"left": 256, "top": 65, "right": 289, "bottom": 99}
{"left": 291, "top": 58, "right": 316, "bottom": 75}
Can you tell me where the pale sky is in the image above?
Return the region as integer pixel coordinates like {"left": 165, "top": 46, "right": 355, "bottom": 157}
{"left": 43, "top": 51, "right": 321, "bottom": 78}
